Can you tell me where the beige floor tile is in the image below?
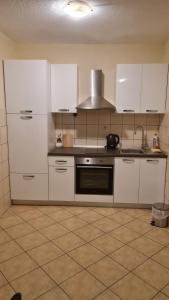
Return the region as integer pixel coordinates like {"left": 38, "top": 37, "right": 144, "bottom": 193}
{"left": 111, "top": 273, "right": 157, "bottom": 300}
{"left": 74, "top": 224, "right": 103, "bottom": 242}
{"left": 11, "top": 268, "right": 55, "bottom": 300}
{"left": 109, "top": 212, "right": 133, "bottom": 225}
{"left": 0, "top": 272, "right": 7, "bottom": 287}
{"left": 28, "top": 242, "right": 63, "bottom": 265}
{"left": 49, "top": 210, "right": 73, "bottom": 222}
{"left": 28, "top": 215, "right": 55, "bottom": 230}
{"left": 0, "top": 284, "right": 15, "bottom": 300}
{"left": 42, "top": 254, "right": 82, "bottom": 284}
{"left": 65, "top": 206, "right": 91, "bottom": 215}
{"left": 110, "top": 226, "right": 141, "bottom": 243}
{"left": 18, "top": 209, "right": 44, "bottom": 221}
{"left": 53, "top": 232, "right": 85, "bottom": 252}
{"left": 9, "top": 205, "right": 36, "bottom": 214}
{"left": 38, "top": 205, "right": 64, "bottom": 214}
{"left": 39, "top": 223, "right": 69, "bottom": 240}
{"left": 16, "top": 231, "right": 48, "bottom": 250}
{"left": 145, "top": 228, "right": 169, "bottom": 246}
{"left": 124, "top": 208, "right": 149, "bottom": 218}
{"left": 90, "top": 234, "right": 124, "bottom": 255}
{"left": 61, "top": 270, "right": 105, "bottom": 300}
{"left": 152, "top": 248, "right": 169, "bottom": 269}
{"left": 92, "top": 217, "right": 120, "bottom": 233}
{"left": 110, "top": 245, "right": 147, "bottom": 270}
{"left": 162, "top": 284, "right": 169, "bottom": 298}
{"left": 134, "top": 259, "right": 169, "bottom": 290}
{"left": 88, "top": 256, "right": 128, "bottom": 287}
{"left": 61, "top": 216, "right": 87, "bottom": 231}
{"left": 1, "top": 210, "right": 16, "bottom": 218}
{"left": 69, "top": 243, "right": 105, "bottom": 267}
{"left": 0, "top": 253, "right": 37, "bottom": 281}
{"left": 0, "top": 240, "right": 23, "bottom": 263}
{"left": 0, "top": 215, "right": 22, "bottom": 229}
{"left": 125, "top": 219, "right": 152, "bottom": 234}
{"left": 78, "top": 211, "right": 103, "bottom": 223}
{"left": 0, "top": 229, "right": 11, "bottom": 244}
{"left": 93, "top": 207, "right": 122, "bottom": 216}
{"left": 5, "top": 222, "right": 35, "bottom": 239}
{"left": 36, "top": 287, "right": 70, "bottom": 300}
{"left": 152, "top": 292, "right": 169, "bottom": 300}
{"left": 129, "top": 236, "right": 163, "bottom": 257}
{"left": 94, "top": 289, "right": 121, "bottom": 300}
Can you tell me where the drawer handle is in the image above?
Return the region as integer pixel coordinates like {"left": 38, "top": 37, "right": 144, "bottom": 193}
{"left": 23, "top": 175, "right": 35, "bottom": 180}
{"left": 122, "top": 158, "right": 135, "bottom": 163}
{"left": 58, "top": 109, "right": 70, "bottom": 112}
{"left": 146, "top": 110, "right": 158, "bottom": 112}
{"left": 55, "top": 168, "right": 67, "bottom": 172}
{"left": 55, "top": 160, "right": 67, "bottom": 164}
{"left": 146, "top": 159, "right": 159, "bottom": 163}
{"left": 123, "top": 109, "right": 135, "bottom": 112}
{"left": 20, "top": 116, "right": 32, "bottom": 120}
{"left": 20, "top": 110, "right": 32, "bottom": 114}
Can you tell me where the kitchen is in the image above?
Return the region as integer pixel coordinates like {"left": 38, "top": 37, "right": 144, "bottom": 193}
{"left": 1, "top": 1, "right": 169, "bottom": 300}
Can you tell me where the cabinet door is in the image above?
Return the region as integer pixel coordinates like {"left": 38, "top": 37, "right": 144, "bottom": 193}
{"left": 7, "top": 114, "right": 48, "bottom": 173}
{"left": 49, "top": 166, "right": 74, "bottom": 201}
{"left": 116, "top": 64, "right": 142, "bottom": 113}
{"left": 139, "top": 158, "right": 166, "bottom": 204}
{"left": 51, "top": 64, "right": 77, "bottom": 113}
{"left": 114, "top": 158, "right": 140, "bottom": 203}
{"left": 141, "top": 64, "right": 168, "bottom": 113}
{"left": 10, "top": 173, "right": 48, "bottom": 201}
{"left": 4, "top": 60, "right": 49, "bottom": 114}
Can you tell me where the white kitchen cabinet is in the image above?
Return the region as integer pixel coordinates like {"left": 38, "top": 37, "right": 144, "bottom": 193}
{"left": 10, "top": 173, "right": 48, "bottom": 201}
{"left": 139, "top": 158, "right": 166, "bottom": 204}
{"left": 141, "top": 64, "right": 168, "bottom": 113}
{"left": 51, "top": 64, "right": 77, "bottom": 113}
{"left": 116, "top": 64, "right": 142, "bottom": 113}
{"left": 4, "top": 60, "right": 49, "bottom": 114}
{"left": 116, "top": 64, "right": 168, "bottom": 113}
{"left": 7, "top": 114, "right": 48, "bottom": 173}
{"left": 114, "top": 158, "right": 140, "bottom": 203}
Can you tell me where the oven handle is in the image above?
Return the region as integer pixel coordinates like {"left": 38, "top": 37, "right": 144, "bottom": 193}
{"left": 76, "top": 166, "right": 113, "bottom": 169}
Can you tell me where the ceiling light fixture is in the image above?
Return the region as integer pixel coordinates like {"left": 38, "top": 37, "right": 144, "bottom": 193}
{"left": 64, "top": 0, "right": 93, "bottom": 18}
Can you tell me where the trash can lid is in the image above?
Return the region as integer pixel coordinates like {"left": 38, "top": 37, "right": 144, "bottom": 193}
{"left": 152, "top": 202, "right": 169, "bottom": 211}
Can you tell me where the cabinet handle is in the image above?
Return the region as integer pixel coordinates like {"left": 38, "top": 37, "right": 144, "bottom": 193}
{"left": 58, "top": 109, "right": 70, "bottom": 112}
{"left": 23, "top": 175, "right": 35, "bottom": 180}
{"left": 123, "top": 109, "right": 135, "bottom": 112}
{"left": 146, "top": 159, "right": 159, "bottom": 163}
{"left": 20, "top": 116, "right": 33, "bottom": 120}
{"left": 122, "top": 158, "right": 135, "bottom": 163}
{"left": 146, "top": 110, "right": 158, "bottom": 113}
{"left": 55, "top": 168, "right": 67, "bottom": 172}
{"left": 20, "top": 110, "right": 32, "bottom": 114}
{"left": 55, "top": 160, "right": 67, "bottom": 164}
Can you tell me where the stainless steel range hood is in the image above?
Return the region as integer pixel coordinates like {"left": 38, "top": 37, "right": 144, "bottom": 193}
{"left": 77, "top": 69, "right": 116, "bottom": 110}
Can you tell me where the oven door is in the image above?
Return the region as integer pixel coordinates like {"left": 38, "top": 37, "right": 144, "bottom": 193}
{"left": 76, "top": 165, "right": 113, "bottom": 195}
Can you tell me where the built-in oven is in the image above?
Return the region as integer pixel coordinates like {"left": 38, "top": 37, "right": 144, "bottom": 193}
{"left": 75, "top": 157, "right": 114, "bottom": 195}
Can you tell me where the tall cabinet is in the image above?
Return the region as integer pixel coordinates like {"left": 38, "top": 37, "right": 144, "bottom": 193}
{"left": 4, "top": 60, "right": 51, "bottom": 201}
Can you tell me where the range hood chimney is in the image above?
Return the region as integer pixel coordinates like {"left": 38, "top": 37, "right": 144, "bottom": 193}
{"left": 77, "top": 69, "right": 116, "bottom": 110}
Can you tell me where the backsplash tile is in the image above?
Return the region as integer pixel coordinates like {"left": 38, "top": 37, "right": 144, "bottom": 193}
{"left": 55, "top": 112, "right": 160, "bottom": 148}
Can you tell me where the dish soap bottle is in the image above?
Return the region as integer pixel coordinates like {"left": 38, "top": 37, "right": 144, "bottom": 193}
{"left": 152, "top": 133, "right": 160, "bottom": 149}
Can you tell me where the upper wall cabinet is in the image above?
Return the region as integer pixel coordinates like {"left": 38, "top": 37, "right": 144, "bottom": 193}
{"left": 4, "top": 60, "right": 49, "bottom": 114}
{"left": 51, "top": 64, "right": 77, "bottom": 113}
{"left": 116, "top": 64, "right": 168, "bottom": 113}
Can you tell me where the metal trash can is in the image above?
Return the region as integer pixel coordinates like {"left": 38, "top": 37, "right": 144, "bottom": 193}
{"left": 151, "top": 203, "right": 169, "bottom": 228}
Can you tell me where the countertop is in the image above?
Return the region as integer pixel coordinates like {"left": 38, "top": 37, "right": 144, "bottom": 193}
{"left": 48, "top": 147, "right": 168, "bottom": 158}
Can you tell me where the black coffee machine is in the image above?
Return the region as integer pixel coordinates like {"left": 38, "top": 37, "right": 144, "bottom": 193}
{"left": 106, "top": 133, "right": 120, "bottom": 150}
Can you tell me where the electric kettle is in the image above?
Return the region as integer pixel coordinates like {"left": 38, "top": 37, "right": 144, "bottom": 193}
{"left": 106, "top": 133, "right": 120, "bottom": 150}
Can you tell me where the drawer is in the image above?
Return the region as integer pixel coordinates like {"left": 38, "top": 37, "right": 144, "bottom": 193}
{"left": 10, "top": 173, "right": 48, "bottom": 201}
{"left": 48, "top": 156, "right": 74, "bottom": 167}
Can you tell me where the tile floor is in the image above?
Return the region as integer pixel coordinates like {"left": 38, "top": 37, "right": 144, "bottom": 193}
{"left": 0, "top": 205, "right": 169, "bottom": 300}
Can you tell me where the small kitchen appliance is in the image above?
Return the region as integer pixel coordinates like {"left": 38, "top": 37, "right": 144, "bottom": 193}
{"left": 106, "top": 133, "right": 120, "bottom": 150}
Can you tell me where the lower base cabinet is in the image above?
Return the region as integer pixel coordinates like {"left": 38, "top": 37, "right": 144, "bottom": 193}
{"left": 49, "top": 166, "right": 74, "bottom": 201}
{"left": 114, "top": 157, "right": 166, "bottom": 205}
{"left": 10, "top": 173, "right": 48, "bottom": 201}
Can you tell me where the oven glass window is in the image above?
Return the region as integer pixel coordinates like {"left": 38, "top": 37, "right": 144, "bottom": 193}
{"left": 76, "top": 166, "right": 113, "bottom": 195}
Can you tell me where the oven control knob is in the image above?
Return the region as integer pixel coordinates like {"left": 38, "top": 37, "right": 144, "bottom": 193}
{"left": 86, "top": 159, "right": 89, "bottom": 162}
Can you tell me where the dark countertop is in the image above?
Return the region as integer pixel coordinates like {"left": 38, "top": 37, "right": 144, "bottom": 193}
{"left": 48, "top": 147, "right": 167, "bottom": 158}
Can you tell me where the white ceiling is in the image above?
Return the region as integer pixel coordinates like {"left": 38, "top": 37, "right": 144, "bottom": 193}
{"left": 0, "top": 0, "right": 169, "bottom": 44}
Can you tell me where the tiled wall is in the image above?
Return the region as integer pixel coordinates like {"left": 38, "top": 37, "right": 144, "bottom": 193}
{"left": 55, "top": 111, "right": 160, "bottom": 149}
{"left": 0, "top": 63, "right": 10, "bottom": 214}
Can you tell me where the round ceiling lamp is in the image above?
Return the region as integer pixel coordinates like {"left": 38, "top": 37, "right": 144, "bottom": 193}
{"left": 64, "top": 0, "right": 93, "bottom": 18}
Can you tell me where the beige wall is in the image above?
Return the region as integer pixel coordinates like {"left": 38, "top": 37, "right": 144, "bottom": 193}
{"left": 0, "top": 32, "right": 17, "bottom": 215}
